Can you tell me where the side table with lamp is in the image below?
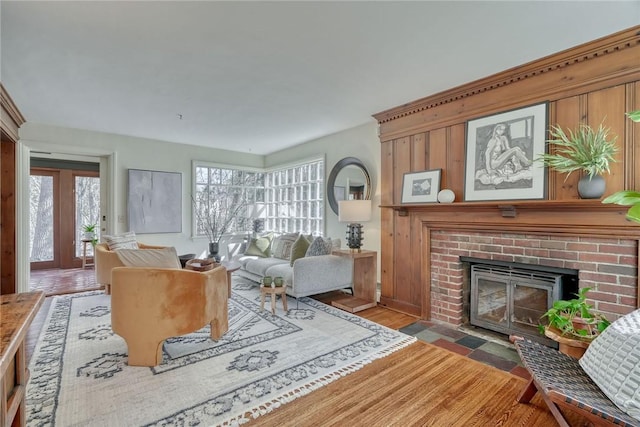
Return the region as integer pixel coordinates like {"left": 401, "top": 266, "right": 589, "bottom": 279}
{"left": 331, "top": 200, "right": 377, "bottom": 313}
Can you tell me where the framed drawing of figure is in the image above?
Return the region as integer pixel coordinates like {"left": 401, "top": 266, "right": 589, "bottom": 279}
{"left": 464, "top": 102, "right": 548, "bottom": 201}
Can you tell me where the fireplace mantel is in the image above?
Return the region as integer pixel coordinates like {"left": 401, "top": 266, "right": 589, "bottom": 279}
{"left": 381, "top": 200, "right": 640, "bottom": 238}
{"left": 383, "top": 200, "right": 640, "bottom": 321}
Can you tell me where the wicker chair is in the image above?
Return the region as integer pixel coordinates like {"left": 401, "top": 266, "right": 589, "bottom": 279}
{"left": 512, "top": 337, "right": 639, "bottom": 427}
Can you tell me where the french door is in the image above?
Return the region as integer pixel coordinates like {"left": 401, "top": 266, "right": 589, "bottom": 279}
{"left": 30, "top": 167, "right": 100, "bottom": 270}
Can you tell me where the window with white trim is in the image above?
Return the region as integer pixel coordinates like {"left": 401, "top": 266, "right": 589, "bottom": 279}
{"left": 193, "top": 164, "right": 264, "bottom": 240}
{"left": 264, "top": 159, "right": 324, "bottom": 235}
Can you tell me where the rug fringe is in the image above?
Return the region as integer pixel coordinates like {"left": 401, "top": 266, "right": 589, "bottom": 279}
{"left": 219, "top": 335, "right": 417, "bottom": 426}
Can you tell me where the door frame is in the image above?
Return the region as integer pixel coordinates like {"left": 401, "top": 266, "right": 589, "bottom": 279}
{"left": 17, "top": 143, "right": 116, "bottom": 292}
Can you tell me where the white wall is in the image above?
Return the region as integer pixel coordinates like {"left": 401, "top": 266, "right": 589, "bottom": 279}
{"left": 265, "top": 120, "right": 382, "bottom": 279}
{"left": 19, "top": 123, "right": 264, "bottom": 258}
{"left": 18, "top": 119, "right": 382, "bottom": 283}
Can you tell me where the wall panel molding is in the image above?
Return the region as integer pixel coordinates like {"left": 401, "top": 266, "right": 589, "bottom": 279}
{"left": 373, "top": 26, "right": 640, "bottom": 318}
{"left": 374, "top": 26, "right": 640, "bottom": 129}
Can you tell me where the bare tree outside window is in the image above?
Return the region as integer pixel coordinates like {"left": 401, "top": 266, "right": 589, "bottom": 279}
{"left": 30, "top": 173, "right": 100, "bottom": 262}
{"left": 75, "top": 176, "right": 100, "bottom": 257}
{"left": 29, "top": 175, "right": 54, "bottom": 262}
{"left": 193, "top": 166, "right": 263, "bottom": 242}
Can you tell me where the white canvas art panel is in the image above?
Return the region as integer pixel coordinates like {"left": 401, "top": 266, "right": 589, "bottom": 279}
{"left": 128, "top": 169, "right": 182, "bottom": 233}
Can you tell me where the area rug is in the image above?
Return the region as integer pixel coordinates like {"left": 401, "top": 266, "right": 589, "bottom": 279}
{"left": 26, "top": 279, "right": 416, "bottom": 426}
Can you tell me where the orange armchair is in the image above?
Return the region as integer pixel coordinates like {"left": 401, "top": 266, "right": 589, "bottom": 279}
{"left": 110, "top": 265, "right": 229, "bottom": 367}
{"left": 94, "top": 242, "right": 166, "bottom": 294}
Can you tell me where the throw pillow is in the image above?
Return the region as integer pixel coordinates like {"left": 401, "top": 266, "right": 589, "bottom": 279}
{"left": 331, "top": 238, "right": 341, "bottom": 251}
{"left": 289, "top": 233, "right": 312, "bottom": 266}
{"left": 115, "top": 247, "right": 181, "bottom": 269}
{"left": 245, "top": 235, "right": 272, "bottom": 257}
{"left": 102, "top": 231, "right": 138, "bottom": 251}
{"left": 305, "top": 236, "right": 332, "bottom": 257}
{"left": 579, "top": 308, "right": 640, "bottom": 421}
{"left": 271, "top": 232, "right": 299, "bottom": 260}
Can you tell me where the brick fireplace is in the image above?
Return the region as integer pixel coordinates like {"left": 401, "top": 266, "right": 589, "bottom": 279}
{"left": 429, "top": 230, "right": 638, "bottom": 329}
{"left": 378, "top": 200, "right": 640, "bottom": 326}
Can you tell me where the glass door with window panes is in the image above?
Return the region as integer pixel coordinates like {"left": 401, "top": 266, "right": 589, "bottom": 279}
{"left": 30, "top": 166, "right": 99, "bottom": 270}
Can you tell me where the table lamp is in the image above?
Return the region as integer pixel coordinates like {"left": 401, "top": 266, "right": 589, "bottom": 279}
{"left": 338, "top": 200, "right": 372, "bottom": 252}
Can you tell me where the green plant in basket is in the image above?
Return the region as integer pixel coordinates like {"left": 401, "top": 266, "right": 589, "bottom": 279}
{"left": 538, "top": 287, "right": 610, "bottom": 341}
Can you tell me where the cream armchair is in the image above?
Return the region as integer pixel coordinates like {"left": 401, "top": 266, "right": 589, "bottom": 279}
{"left": 110, "top": 265, "right": 229, "bottom": 367}
{"left": 95, "top": 242, "right": 166, "bottom": 294}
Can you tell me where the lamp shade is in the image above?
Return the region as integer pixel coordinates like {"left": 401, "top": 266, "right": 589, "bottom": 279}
{"left": 338, "top": 200, "right": 371, "bottom": 223}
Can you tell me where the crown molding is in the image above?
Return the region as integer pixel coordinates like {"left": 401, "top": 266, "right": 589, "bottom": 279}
{"left": 1, "top": 83, "right": 26, "bottom": 142}
{"left": 373, "top": 26, "right": 640, "bottom": 124}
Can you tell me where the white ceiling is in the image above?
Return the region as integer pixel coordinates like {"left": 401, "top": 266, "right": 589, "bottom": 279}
{"left": 2, "top": 1, "right": 639, "bottom": 155}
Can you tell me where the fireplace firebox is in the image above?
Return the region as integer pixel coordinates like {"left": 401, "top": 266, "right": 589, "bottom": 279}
{"left": 461, "top": 257, "right": 579, "bottom": 347}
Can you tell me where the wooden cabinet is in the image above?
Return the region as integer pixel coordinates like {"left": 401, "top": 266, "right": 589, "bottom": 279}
{"left": 1, "top": 84, "right": 26, "bottom": 296}
{"left": 331, "top": 249, "right": 377, "bottom": 313}
{"left": 1, "top": 292, "right": 44, "bottom": 426}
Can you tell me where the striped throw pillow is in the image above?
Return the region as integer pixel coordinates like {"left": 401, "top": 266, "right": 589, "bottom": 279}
{"left": 102, "top": 231, "right": 139, "bottom": 251}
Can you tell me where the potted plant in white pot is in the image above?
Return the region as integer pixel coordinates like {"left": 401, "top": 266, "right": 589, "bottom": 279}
{"left": 82, "top": 224, "right": 96, "bottom": 240}
{"left": 603, "top": 110, "right": 640, "bottom": 217}
{"left": 537, "top": 121, "right": 619, "bottom": 198}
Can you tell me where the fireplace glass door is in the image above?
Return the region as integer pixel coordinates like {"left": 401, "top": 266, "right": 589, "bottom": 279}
{"left": 471, "top": 265, "right": 562, "bottom": 346}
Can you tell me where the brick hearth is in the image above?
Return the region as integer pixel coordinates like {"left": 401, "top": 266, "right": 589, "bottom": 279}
{"left": 429, "top": 230, "right": 638, "bottom": 327}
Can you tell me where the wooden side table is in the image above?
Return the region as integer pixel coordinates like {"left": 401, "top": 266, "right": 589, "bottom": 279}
{"left": 331, "top": 249, "right": 377, "bottom": 313}
{"left": 81, "top": 239, "right": 94, "bottom": 268}
{"left": 260, "top": 285, "right": 288, "bottom": 315}
{"left": 221, "top": 260, "right": 241, "bottom": 297}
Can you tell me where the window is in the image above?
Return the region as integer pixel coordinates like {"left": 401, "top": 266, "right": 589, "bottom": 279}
{"left": 264, "top": 159, "right": 324, "bottom": 235}
{"left": 192, "top": 158, "right": 324, "bottom": 239}
{"left": 193, "top": 163, "right": 264, "bottom": 240}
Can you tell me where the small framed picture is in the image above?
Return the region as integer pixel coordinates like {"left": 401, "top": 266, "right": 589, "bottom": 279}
{"left": 401, "top": 169, "right": 441, "bottom": 204}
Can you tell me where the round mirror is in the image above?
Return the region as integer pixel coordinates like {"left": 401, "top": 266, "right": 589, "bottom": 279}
{"left": 327, "top": 157, "right": 371, "bottom": 215}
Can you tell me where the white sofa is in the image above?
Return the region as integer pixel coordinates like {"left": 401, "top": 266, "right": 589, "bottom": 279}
{"left": 233, "top": 234, "right": 354, "bottom": 298}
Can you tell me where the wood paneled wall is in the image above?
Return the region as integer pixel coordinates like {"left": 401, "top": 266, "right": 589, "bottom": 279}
{"left": 373, "top": 26, "right": 640, "bottom": 317}
{"left": 1, "top": 83, "right": 26, "bottom": 295}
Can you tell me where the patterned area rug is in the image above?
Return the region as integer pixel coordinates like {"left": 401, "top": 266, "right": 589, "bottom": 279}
{"left": 26, "top": 279, "right": 415, "bottom": 426}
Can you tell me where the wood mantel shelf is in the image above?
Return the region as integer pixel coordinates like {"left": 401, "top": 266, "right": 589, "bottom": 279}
{"left": 381, "top": 198, "right": 625, "bottom": 212}
{"left": 380, "top": 199, "right": 640, "bottom": 238}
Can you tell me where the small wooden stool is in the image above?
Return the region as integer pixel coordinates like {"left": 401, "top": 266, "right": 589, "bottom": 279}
{"left": 260, "top": 285, "right": 288, "bottom": 315}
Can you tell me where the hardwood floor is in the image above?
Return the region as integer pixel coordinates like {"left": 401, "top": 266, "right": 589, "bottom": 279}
{"left": 248, "top": 342, "right": 568, "bottom": 427}
{"left": 29, "top": 266, "right": 102, "bottom": 296}
{"left": 25, "top": 269, "right": 588, "bottom": 426}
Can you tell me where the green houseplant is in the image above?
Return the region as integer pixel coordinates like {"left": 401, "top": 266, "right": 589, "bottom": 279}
{"left": 537, "top": 121, "right": 618, "bottom": 198}
{"left": 82, "top": 224, "right": 96, "bottom": 238}
{"left": 82, "top": 224, "right": 98, "bottom": 246}
{"left": 602, "top": 110, "right": 640, "bottom": 221}
{"left": 539, "top": 287, "right": 610, "bottom": 341}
